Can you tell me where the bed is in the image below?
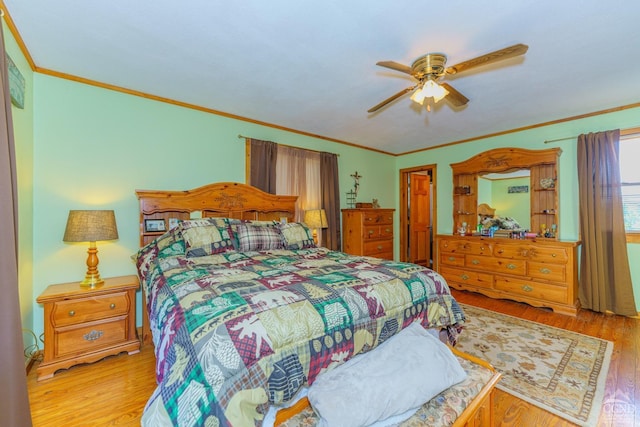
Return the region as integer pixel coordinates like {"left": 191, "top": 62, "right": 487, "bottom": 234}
{"left": 134, "top": 182, "right": 466, "bottom": 426}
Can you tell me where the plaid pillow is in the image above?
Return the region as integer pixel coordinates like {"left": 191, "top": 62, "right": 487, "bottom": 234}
{"left": 279, "top": 222, "right": 316, "bottom": 250}
{"left": 227, "top": 219, "right": 279, "bottom": 249}
{"left": 236, "top": 223, "right": 284, "bottom": 251}
{"left": 180, "top": 218, "right": 235, "bottom": 257}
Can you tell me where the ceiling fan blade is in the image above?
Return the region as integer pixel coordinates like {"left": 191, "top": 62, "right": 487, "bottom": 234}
{"left": 440, "top": 83, "right": 469, "bottom": 107}
{"left": 445, "top": 43, "right": 528, "bottom": 75}
{"left": 376, "top": 60, "right": 412, "bottom": 75}
{"left": 367, "top": 86, "right": 417, "bottom": 113}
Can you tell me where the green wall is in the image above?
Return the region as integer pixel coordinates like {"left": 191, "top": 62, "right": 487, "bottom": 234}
{"left": 29, "top": 74, "right": 395, "bottom": 335}
{"left": 395, "top": 106, "right": 640, "bottom": 311}
{"left": 4, "top": 24, "right": 35, "bottom": 355}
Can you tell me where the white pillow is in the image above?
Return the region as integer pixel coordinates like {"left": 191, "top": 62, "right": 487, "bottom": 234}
{"left": 308, "top": 322, "right": 467, "bottom": 427}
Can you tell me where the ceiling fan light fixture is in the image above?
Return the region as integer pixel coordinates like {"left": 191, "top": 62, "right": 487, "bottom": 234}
{"left": 422, "top": 79, "right": 449, "bottom": 103}
{"left": 410, "top": 79, "right": 449, "bottom": 106}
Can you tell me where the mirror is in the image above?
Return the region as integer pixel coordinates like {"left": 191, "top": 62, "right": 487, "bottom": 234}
{"left": 478, "top": 170, "right": 531, "bottom": 230}
{"left": 450, "top": 147, "right": 561, "bottom": 237}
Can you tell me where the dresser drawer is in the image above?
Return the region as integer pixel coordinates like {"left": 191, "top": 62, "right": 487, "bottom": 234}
{"left": 495, "top": 277, "right": 568, "bottom": 304}
{"left": 440, "top": 266, "right": 493, "bottom": 290}
{"left": 528, "top": 261, "right": 566, "bottom": 282}
{"left": 439, "top": 239, "right": 492, "bottom": 256}
{"left": 465, "top": 255, "right": 526, "bottom": 276}
{"left": 52, "top": 292, "right": 131, "bottom": 327}
{"left": 440, "top": 253, "right": 465, "bottom": 267}
{"left": 364, "top": 239, "right": 393, "bottom": 257}
{"left": 527, "top": 246, "right": 570, "bottom": 264}
{"left": 363, "top": 212, "right": 393, "bottom": 225}
{"left": 363, "top": 225, "right": 393, "bottom": 240}
{"left": 55, "top": 317, "right": 129, "bottom": 358}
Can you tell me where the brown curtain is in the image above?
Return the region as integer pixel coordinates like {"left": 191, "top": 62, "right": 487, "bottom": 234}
{"left": 320, "top": 152, "right": 341, "bottom": 251}
{"left": 248, "top": 138, "right": 277, "bottom": 193}
{"left": 577, "top": 130, "right": 637, "bottom": 316}
{"left": 0, "top": 27, "right": 33, "bottom": 426}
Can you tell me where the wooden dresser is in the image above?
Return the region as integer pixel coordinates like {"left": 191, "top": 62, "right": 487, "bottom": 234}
{"left": 36, "top": 275, "right": 140, "bottom": 380}
{"left": 342, "top": 208, "right": 395, "bottom": 260}
{"left": 436, "top": 235, "right": 580, "bottom": 316}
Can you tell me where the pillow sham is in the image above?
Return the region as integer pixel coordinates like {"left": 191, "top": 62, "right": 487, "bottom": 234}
{"left": 180, "top": 217, "right": 235, "bottom": 257}
{"left": 227, "top": 219, "right": 279, "bottom": 249}
{"left": 279, "top": 222, "right": 316, "bottom": 250}
{"left": 236, "top": 223, "right": 285, "bottom": 251}
{"left": 307, "top": 322, "right": 467, "bottom": 427}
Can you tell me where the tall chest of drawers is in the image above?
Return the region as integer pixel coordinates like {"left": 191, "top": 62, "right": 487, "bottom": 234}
{"left": 342, "top": 208, "right": 395, "bottom": 260}
{"left": 436, "top": 235, "right": 580, "bottom": 316}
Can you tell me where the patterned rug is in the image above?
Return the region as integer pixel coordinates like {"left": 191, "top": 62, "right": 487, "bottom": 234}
{"left": 456, "top": 304, "right": 612, "bottom": 427}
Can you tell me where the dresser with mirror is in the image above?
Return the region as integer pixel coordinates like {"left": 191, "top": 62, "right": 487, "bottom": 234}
{"left": 436, "top": 147, "right": 581, "bottom": 316}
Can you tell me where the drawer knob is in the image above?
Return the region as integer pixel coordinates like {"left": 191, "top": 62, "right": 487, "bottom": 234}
{"left": 497, "top": 249, "right": 504, "bottom": 254}
{"left": 448, "top": 256, "right": 456, "bottom": 261}
{"left": 385, "top": 228, "right": 390, "bottom": 233}
{"left": 540, "top": 268, "right": 551, "bottom": 274}
{"left": 461, "top": 274, "right": 469, "bottom": 280}
{"left": 522, "top": 285, "right": 534, "bottom": 292}
{"left": 110, "top": 303, "right": 116, "bottom": 309}
{"left": 68, "top": 310, "right": 75, "bottom": 317}
{"left": 552, "top": 253, "right": 557, "bottom": 258}
{"left": 368, "top": 230, "right": 374, "bottom": 234}
{"left": 471, "top": 259, "right": 480, "bottom": 265}
{"left": 83, "top": 330, "right": 104, "bottom": 341}
{"left": 377, "top": 245, "right": 383, "bottom": 251}
{"left": 507, "top": 263, "right": 517, "bottom": 270}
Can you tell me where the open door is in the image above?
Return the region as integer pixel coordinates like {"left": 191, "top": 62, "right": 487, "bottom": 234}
{"left": 400, "top": 165, "right": 436, "bottom": 267}
{"left": 409, "top": 173, "right": 431, "bottom": 266}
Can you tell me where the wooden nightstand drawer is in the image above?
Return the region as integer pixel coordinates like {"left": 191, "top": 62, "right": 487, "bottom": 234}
{"left": 55, "top": 317, "right": 129, "bottom": 358}
{"left": 363, "top": 212, "right": 393, "bottom": 225}
{"left": 52, "top": 292, "right": 130, "bottom": 326}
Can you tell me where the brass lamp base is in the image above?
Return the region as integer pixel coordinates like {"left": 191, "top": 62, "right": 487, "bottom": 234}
{"left": 80, "top": 242, "right": 104, "bottom": 288}
{"left": 80, "top": 274, "right": 104, "bottom": 288}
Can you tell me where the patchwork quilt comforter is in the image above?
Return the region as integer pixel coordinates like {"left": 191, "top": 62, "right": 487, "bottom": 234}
{"left": 137, "top": 246, "right": 465, "bottom": 426}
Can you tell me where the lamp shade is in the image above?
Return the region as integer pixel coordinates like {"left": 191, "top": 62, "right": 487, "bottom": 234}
{"left": 63, "top": 210, "right": 119, "bottom": 242}
{"left": 304, "top": 209, "right": 328, "bottom": 229}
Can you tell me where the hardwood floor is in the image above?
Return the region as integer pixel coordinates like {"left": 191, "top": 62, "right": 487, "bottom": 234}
{"left": 26, "top": 291, "right": 639, "bottom": 426}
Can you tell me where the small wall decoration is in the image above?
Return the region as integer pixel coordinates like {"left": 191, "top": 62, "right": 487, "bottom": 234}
{"left": 454, "top": 185, "right": 471, "bottom": 195}
{"left": 350, "top": 171, "right": 362, "bottom": 197}
{"left": 372, "top": 198, "right": 380, "bottom": 209}
{"left": 7, "top": 54, "right": 25, "bottom": 109}
{"left": 508, "top": 185, "right": 529, "bottom": 194}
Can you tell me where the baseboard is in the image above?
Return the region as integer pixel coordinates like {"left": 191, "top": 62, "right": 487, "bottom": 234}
{"left": 25, "top": 350, "right": 42, "bottom": 374}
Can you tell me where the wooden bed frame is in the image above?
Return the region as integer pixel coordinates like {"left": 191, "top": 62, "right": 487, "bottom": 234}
{"left": 135, "top": 182, "right": 297, "bottom": 345}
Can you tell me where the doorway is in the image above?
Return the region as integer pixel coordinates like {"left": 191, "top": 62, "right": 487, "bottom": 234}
{"left": 399, "top": 165, "right": 436, "bottom": 267}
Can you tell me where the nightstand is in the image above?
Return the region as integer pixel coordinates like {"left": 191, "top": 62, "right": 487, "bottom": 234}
{"left": 36, "top": 275, "right": 140, "bottom": 381}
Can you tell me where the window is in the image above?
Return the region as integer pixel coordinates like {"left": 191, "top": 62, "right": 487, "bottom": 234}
{"left": 620, "top": 133, "right": 640, "bottom": 236}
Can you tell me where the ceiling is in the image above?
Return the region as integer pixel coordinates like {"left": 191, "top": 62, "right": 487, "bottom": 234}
{"left": 5, "top": 1, "right": 640, "bottom": 155}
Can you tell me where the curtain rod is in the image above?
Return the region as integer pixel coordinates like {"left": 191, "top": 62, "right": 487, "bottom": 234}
{"left": 237, "top": 134, "right": 339, "bottom": 156}
{"left": 543, "top": 135, "right": 577, "bottom": 144}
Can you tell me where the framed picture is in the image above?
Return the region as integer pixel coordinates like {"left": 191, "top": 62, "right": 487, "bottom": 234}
{"left": 508, "top": 185, "right": 529, "bottom": 194}
{"left": 144, "top": 219, "right": 166, "bottom": 233}
{"left": 168, "top": 218, "right": 180, "bottom": 229}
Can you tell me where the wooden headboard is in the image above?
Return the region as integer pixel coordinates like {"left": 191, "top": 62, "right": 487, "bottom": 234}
{"left": 135, "top": 182, "right": 298, "bottom": 246}
{"left": 135, "top": 182, "right": 297, "bottom": 345}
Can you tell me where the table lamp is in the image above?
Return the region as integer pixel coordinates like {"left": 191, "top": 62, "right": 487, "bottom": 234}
{"left": 304, "top": 209, "right": 328, "bottom": 245}
{"left": 63, "top": 210, "right": 119, "bottom": 287}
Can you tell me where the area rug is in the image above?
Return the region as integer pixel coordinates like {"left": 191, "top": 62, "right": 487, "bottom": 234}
{"left": 456, "top": 304, "right": 612, "bottom": 427}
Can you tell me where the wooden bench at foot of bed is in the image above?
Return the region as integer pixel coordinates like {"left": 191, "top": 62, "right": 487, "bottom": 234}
{"left": 275, "top": 346, "right": 501, "bottom": 427}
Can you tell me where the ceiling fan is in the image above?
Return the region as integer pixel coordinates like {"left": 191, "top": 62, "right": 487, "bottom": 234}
{"left": 368, "top": 43, "right": 528, "bottom": 113}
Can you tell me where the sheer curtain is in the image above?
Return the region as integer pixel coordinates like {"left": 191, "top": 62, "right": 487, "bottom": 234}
{"left": 577, "top": 130, "right": 637, "bottom": 316}
{"left": 276, "top": 145, "right": 321, "bottom": 221}
{"left": 0, "top": 25, "right": 33, "bottom": 425}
